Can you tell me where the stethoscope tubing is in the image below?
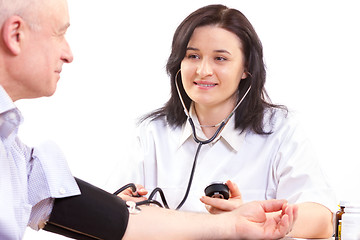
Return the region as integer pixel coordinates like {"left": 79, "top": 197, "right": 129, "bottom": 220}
{"left": 114, "top": 70, "right": 251, "bottom": 209}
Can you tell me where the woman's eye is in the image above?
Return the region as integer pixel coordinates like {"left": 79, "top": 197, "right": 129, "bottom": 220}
{"left": 215, "top": 56, "right": 227, "bottom": 61}
{"left": 187, "top": 54, "right": 199, "bottom": 59}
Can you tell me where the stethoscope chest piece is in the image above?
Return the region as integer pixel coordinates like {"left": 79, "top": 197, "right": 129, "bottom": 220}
{"left": 204, "top": 182, "right": 230, "bottom": 200}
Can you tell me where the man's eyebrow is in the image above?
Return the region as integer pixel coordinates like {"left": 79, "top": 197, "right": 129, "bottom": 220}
{"left": 59, "top": 23, "right": 70, "bottom": 32}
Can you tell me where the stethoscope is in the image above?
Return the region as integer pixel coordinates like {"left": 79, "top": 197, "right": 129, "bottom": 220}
{"left": 114, "top": 69, "right": 251, "bottom": 209}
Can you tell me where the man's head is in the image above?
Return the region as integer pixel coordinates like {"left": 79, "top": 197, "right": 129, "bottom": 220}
{"left": 0, "top": 0, "right": 73, "bottom": 101}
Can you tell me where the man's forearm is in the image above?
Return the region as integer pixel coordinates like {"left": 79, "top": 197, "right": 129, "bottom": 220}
{"left": 123, "top": 205, "right": 234, "bottom": 240}
{"left": 123, "top": 199, "right": 296, "bottom": 240}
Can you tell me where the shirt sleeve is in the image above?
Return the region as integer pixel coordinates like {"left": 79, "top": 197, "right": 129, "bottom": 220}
{"left": 273, "top": 115, "right": 338, "bottom": 212}
{"left": 27, "top": 140, "right": 80, "bottom": 230}
{"left": 28, "top": 198, "right": 54, "bottom": 230}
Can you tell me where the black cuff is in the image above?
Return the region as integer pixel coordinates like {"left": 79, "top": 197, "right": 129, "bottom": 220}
{"left": 43, "top": 177, "right": 129, "bottom": 240}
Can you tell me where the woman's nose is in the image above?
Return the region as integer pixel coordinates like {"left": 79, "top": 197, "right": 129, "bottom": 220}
{"left": 196, "top": 58, "right": 213, "bottom": 77}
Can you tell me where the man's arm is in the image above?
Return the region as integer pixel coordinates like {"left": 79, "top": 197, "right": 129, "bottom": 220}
{"left": 201, "top": 195, "right": 332, "bottom": 238}
{"left": 44, "top": 178, "right": 297, "bottom": 240}
{"left": 123, "top": 199, "right": 297, "bottom": 240}
{"left": 43, "top": 178, "right": 129, "bottom": 240}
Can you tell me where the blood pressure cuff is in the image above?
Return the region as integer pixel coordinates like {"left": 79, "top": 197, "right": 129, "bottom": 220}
{"left": 43, "top": 177, "right": 129, "bottom": 240}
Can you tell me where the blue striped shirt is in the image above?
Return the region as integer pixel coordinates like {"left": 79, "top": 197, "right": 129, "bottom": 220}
{"left": 0, "top": 86, "right": 80, "bottom": 240}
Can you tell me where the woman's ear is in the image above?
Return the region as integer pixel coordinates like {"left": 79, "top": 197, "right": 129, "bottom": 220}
{"left": 241, "top": 70, "right": 252, "bottom": 79}
{"left": 241, "top": 71, "right": 248, "bottom": 79}
{"left": 2, "top": 16, "right": 24, "bottom": 55}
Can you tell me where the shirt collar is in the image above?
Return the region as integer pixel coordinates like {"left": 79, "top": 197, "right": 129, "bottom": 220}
{"left": 0, "top": 85, "right": 17, "bottom": 114}
{"left": 178, "top": 104, "right": 246, "bottom": 152}
{"left": 0, "top": 85, "right": 22, "bottom": 138}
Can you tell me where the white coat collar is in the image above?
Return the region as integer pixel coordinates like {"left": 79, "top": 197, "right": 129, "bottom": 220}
{"left": 178, "top": 104, "right": 246, "bottom": 152}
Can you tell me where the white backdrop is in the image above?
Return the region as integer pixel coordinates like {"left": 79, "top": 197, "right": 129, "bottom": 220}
{"left": 23, "top": 0, "right": 359, "bottom": 239}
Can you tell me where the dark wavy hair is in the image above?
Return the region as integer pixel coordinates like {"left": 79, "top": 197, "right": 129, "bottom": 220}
{"left": 141, "top": 4, "right": 286, "bottom": 134}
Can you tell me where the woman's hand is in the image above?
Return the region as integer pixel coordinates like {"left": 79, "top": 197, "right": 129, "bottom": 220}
{"left": 117, "top": 184, "right": 148, "bottom": 202}
{"left": 200, "top": 180, "right": 243, "bottom": 214}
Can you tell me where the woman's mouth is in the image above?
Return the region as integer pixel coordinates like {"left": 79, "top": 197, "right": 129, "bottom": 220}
{"left": 194, "top": 82, "right": 217, "bottom": 88}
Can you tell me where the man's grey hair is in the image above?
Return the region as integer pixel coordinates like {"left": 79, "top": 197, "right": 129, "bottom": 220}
{"left": 0, "top": 0, "right": 44, "bottom": 30}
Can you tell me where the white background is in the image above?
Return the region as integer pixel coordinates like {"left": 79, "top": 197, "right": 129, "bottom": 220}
{"left": 23, "top": 0, "right": 359, "bottom": 239}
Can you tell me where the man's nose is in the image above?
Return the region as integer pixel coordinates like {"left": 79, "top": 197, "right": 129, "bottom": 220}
{"left": 61, "top": 40, "right": 74, "bottom": 63}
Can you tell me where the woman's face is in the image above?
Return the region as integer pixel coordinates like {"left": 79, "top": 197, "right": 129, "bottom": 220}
{"left": 180, "top": 25, "right": 247, "bottom": 110}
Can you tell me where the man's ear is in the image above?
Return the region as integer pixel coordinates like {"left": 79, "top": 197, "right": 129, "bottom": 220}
{"left": 2, "top": 16, "right": 25, "bottom": 55}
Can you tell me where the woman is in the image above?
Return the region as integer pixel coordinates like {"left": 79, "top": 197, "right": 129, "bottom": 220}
{"left": 110, "top": 4, "right": 336, "bottom": 238}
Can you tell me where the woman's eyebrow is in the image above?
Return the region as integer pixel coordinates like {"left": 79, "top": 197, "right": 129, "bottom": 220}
{"left": 186, "top": 47, "right": 199, "bottom": 51}
{"left": 214, "top": 49, "right": 231, "bottom": 55}
{"left": 186, "top": 47, "right": 231, "bottom": 55}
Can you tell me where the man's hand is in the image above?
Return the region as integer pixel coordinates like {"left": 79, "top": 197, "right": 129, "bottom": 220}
{"left": 227, "top": 199, "right": 298, "bottom": 239}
